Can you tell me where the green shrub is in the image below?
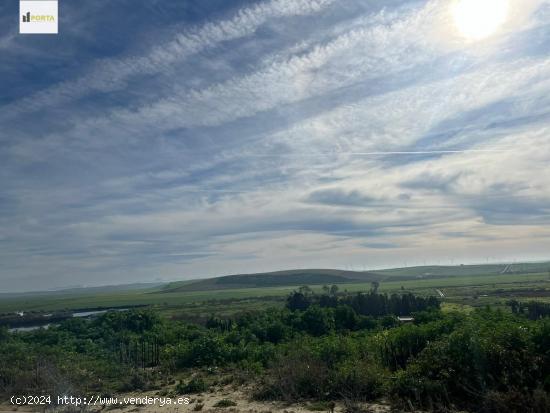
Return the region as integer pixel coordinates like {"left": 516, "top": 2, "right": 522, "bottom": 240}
{"left": 177, "top": 377, "right": 208, "bottom": 394}
{"left": 256, "top": 350, "right": 329, "bottom": 401}
{"left": 331, "top": 359, "right": 387, "bottom": 401}
{"left": 119, "top": 371, "right": 153, "bottom": 392}
{"left": 389, "top": 311, "right": 550, "bottom": 411}
{"left": 299, "top": 306, "right": 335, "bottom": 336}
{"left": 213, "top": 399, "right": 237, "bottom": 407}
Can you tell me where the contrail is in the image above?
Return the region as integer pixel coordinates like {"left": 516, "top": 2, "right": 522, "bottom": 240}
{"left": 172, "top": 189, "right": 254, "bottom": 193}
{"left": 241, "top": 149, "right": 512, "bottom": 157}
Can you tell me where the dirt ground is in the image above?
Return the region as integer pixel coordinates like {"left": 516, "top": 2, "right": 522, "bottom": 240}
{"left": 0, "top": 386, "right": 394, "bottom": 413}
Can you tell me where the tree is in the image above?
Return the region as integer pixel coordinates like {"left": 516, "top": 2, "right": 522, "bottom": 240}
{"left": 319, "top": 294, "right": 338, "bottom": 308}
{"left": 286, "top": 292, "right": 311, "bottom": 311}
{"left": 334, "top": 305, "right": 358, "bottom": 331}
{"left": 507, "top": 299, "right": 520, "bottom": 314}
{"left": 0, "top": 325, "right": 8, "bottom": 342}
{"left": 298, "top": 285, "right": 314, "bottom": 296}
{"left": 330, "top": 284, "right": 339, "bottom": 296}
{"left": 299, "top": 306, "right": 335, "bottom": 336}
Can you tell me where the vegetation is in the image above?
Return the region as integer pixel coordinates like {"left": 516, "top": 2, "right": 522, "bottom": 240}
{"left": 1, "top": 286, "right": 549, "bottom": 412}
{"left": 177, "top": 376, "right": 209, "bottom": 394}
{"left": 1, "top": 263, "right": 548, "bottom": 314}
{"left": 507, "top": 299, "right": 550, "bottom": 319}
{"left": 162, "top": 269, "right": 382, "bottom": 293}
{"left": 1, "top": 264, "right": 549, "bottom": 412}
{"left": 213, "top": 399, "right": 237, "bottom": 407}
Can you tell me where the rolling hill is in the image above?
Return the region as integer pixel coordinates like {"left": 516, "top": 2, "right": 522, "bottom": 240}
{"left": 160, "top": 269, "right": 384, "bottom": 293}
{"left": 160, "top": 262, "right": 550, "bottom": 293}
{"left": 373, "top": 262, "right": 550, "bottom": 279}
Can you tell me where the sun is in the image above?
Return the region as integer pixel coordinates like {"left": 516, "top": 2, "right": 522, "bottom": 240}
{"left": 452, "top": 0, "right": 510, "bottom": 40}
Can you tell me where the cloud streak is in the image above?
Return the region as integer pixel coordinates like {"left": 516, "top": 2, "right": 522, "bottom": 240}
{"left": 1, "top": 0, "right": 550, "bottom": 291}
{"left": 0, "top": 0, "right": 336, "bottom": 120}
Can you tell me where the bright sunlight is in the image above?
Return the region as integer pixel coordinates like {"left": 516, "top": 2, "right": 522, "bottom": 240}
{"left": 452, "top": 0, "right": 510, "bottom": 40}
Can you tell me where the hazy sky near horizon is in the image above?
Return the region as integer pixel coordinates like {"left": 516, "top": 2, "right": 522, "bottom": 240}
{"left": 1, "top": 0, "right": 550, "bottom": 292}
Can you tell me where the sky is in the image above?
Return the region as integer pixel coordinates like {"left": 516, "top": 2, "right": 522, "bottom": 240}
{"left": 1, "top": 0, "right": 550, "bottom": 292}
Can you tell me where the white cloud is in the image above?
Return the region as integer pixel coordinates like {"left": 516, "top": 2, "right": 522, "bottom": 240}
{"left": 2, "top": 0, "right": 550, "bottom": 290}
{"left": 0, "top": 0, "right": 336, "bottom": 120}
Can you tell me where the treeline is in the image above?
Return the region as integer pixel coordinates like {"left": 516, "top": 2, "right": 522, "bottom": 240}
{"left": 507, "top": 299, "right": 550, "bottom": 320}
{"left": 0, "top": 311, "right": 72, "bottom": 328}
{"left": 0, "top": 292, "right": 549, "bottom": 413}
{"left": 204, "top": 290, "right": 441, "bottom": 338}
{"left": 286, "top": 288, "right": 439, "bottom": 316}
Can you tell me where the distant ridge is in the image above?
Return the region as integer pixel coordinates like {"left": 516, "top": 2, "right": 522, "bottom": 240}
{"left": 161, "top": 269, "right": 384, "bottom": 293}
{"left": 2, "top": 261, "right": 548, "bottom": 297}
{"left": 372, "top": 262, "right": 550, "bottom": 279}
{"left": 0, "top": 282, "right": 163, "bottom": 297}
{"left": 161, "top": 261, "right": 550, "bottom": 293}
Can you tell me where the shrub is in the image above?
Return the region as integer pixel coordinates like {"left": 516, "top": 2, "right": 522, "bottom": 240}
{"left": 119, "top": 371, "right": 155, "bottom": 392}
{"left": 213, "top": 399, "right": 237, "bottom": 407}
{"left": 257, "top": 349, "right": 329, "bottom": 401}
{"left": 482, "top": 388, "right": 550, "bottom": 413}
{"left": 177, "top": 377, "right": 208, "bottom": 394}
{"left": 299, "top": 306, "right": 335, "bottom": 336}
{"left": 389, "top": 312, "right": 550, "bottom": 411}
{"left": 331, "top": 359, "right": 387, "bottom": 401}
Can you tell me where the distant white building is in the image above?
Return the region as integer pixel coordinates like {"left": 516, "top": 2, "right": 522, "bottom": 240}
{"left": 397, "top": 316, "right": 414, "bottom": 323}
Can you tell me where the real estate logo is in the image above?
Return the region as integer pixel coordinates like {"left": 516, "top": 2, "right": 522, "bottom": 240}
{"left": 20, "top": 1, "right": 58, "bottom": 34}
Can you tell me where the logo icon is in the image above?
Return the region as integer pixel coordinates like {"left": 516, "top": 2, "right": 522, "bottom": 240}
{"left": 20, "top": 1, "right": 58, "bottom": 34}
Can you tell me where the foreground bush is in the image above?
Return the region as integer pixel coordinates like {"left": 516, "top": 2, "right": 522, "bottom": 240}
{"left": 390, "top": 311, "right": 550, "bottom": 412}
{"left": 256, "top": 334, "right": 386, "bottom": 402}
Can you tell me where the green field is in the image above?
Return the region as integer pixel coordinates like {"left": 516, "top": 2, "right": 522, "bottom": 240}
{"left": 1, "top": 263, "right": 549, "bottom": 315}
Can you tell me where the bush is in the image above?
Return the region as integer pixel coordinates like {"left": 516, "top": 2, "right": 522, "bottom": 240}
{"left": 389, "top": 311, "right": 550, "bottom": 411}
{"left": 177, "top": 376, "right": 209, "bottom": 394}
{"left": 213, "top": 399, "right": 237, "bottom": 407}
{"left": 256, "top": 335, "right": 385, "bottom": 402}
{"left": 298, "top": 306, "right": 335, "bottom": 336}
{"left": 331, "top": 359, "right": 387, "bottom": 401}
{"left": 257, "top": 349, "right": 329, "bottom": 401}
{"left": 482, "top": 388, "right": 550, "bottom": 413}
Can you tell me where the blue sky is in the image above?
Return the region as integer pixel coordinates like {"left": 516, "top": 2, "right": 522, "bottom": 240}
{"left": 1, "top": 0, "right": 550, "bottom": 292}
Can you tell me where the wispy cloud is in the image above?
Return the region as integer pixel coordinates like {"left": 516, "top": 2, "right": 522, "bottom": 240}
{"left": 1, "top": 0, "right": 550, "bottom": 291}
{"left": 0, "top": 0, "right": 336, "bottom": 120}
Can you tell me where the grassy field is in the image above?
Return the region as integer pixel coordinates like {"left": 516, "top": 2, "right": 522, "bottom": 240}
{"left": 1, "top": 265, "right": 548, "bottom": 314}
{"left": 372, "top": 262, "right": 550, "bottom": 277}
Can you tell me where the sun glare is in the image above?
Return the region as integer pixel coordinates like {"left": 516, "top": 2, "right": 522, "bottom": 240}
{"left": 452, "top": 0, "right": 510, "bottom": 40}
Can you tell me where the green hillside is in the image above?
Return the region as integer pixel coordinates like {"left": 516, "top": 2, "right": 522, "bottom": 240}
{"left": 161, "top": 269, "right": 383, "bottom": 293}
{"left": 1, "top": 262, "right": 548, "bottom": 313}
{"left": 162, "top": 262, "right": 550, "bottom": 293}
{"left": 373, "top": 262, "right": 550, "bottom": 279}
